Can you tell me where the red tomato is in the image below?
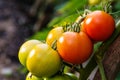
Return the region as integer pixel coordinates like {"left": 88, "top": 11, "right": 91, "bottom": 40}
{"left": 57, "top": 31, "right": 93, "bottom": 64}
{"left": 83, "top": 10, "right": 115, "bottom": 41}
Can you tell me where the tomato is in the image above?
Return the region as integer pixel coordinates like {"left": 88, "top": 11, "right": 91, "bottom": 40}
{"left": 83, "top": 11, "right": 115, "bottom": 41}
{"left": 18, "top": 40, "right": 42, "bottom": 66}
{"left": 26, "top": 43, "right": 61, "bottom": 78}
{"left": 88, "top": 0, "right": 101, "bottom": 5}
{"left": 65, "top": 73, "right": 78, "bottom": 80}
{"left": 44, "top": 74, "right": 78, "bottom": 80}
{"left": 46, "top": 27, "right": 64, "bottom": 46}
{"left": 26, "top": 72, "right": 43, "bottom": 80}
{"left": 57, "top": 31, "right": 93, "bottom": 64}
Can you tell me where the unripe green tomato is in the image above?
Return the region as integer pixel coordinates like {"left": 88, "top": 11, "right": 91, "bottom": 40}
{"left": 44, "top": 74, "right": 78, "bottom": 80}
{"left": 26, "top": 43, "right": 62, "bottom": 78}
{"left": 88, "top": 0, "right": 101, "bottom": 5}
{"left": 26, "top": 72, "right": 43, "bottom": 80}
{"left": 18, "top": 40, "right": 42, "bottom": 66}
{"left": 65, "top": 73, "right": 78, "bottom": 80}
{"left": 46, "top": 27, "right": 64, "bottom": 46}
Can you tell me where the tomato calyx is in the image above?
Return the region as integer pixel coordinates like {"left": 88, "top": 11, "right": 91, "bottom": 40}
{"left": 51, "top": 40, "right": 57, "bottom": 50}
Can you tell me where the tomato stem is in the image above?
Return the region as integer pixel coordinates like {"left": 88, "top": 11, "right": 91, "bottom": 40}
{"left": 80, "top": 64, "right": 83, "bottom": 69}
{"left": 75, "top": 16, "right": 85, "bottom": 24}
{"left": 51, "top": 40, "right": 57, "bottom": 50}
{"left": 95, "top": 55, "right": 107, "bottom": 80}
{"left": 63, "top": 61, "right": 80, "bottom": 72}
{"left": 84, "top": 9, "right": 92, "bottom": 16}
{"left": 63, "top": 15, "right": 85, "bottom": 33}
{"left": 102, "top": 0, "right": 113, "bottom": 13}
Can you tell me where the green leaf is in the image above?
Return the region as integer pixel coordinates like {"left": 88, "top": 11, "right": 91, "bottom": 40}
{"left": 30, "top": 28, "right": 52, "bottom": 41}
{"left": 116, "top": 71, "right": 120, "bottom": 80}
{"left": 48, "top": 0, "right": 87, "bottom": 27}
{"left": 54, "top": 13, "right": 80, "bottom": 27}
{"left": 58, "top": 0, "right": 87, "bottom": 14}
{"left": 48, "top": 13, "right": 81, "bottom": 27}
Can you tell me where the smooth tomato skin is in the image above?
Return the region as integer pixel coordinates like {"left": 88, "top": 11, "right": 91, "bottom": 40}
{"left": 57, "top": 32, "right": 93, "bottom": 64}
{"left": 26, "top": 72, "right": 43, "bottom": 80}
{"left": 65, "top": 73, "right": 78, "bottom": 80}
{"left": 83, "top": 11, "right": 115, "bottom": 41}
{"left": 46, "top": 27, "right": 64, "bottom": 46}
{"left": 26, "top": 43, "right": 61, "bottom": 78}
{"left": 18, "top": 40, "right": 42, "bottom": 66}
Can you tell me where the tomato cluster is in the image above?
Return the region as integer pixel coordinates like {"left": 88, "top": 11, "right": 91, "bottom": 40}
{"left": 18, "top": 10, "right": 115, "bottom": 80}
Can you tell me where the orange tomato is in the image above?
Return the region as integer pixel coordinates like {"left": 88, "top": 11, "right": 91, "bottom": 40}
{"left": 57, "top": 31, "right": 93, "bottom": 64}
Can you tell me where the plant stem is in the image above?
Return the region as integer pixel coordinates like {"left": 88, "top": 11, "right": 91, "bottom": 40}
{"left": 95, "top": 55, "right": 107, "bottom": 80}
{"left": 63, "top": 61, "right": 80, "bottom": 72}
{"left": 51, "top": 40, "right": 57, "bottom": 50}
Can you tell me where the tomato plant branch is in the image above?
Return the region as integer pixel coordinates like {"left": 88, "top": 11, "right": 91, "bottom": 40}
{"left": 63, "top": 61, "right": 80, "bottom": 72}
{"left": 79, "top": 19, "right": 120, "bottom": 80}
{"left": 51, "top": 40, "right": 57, "bottom": 50}
{"left": 79, "top": 57, "right": 97, "bottom": 80}
{"left": 95, "top": 55, "right": 107, "bottom": 80}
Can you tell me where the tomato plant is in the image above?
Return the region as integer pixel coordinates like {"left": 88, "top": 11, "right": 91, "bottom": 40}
{"left": 26, "top": 43, "right": 62, "bottom": 78}
{"left": 82, "top": 10, "right": 115, "bottom": 41}
{"left": 18, "top": 40, "right": 42, "bottom": 66}
{"left": 46, "top": 27, "right": 64, "bottom": 46}
{"left": 18, "top": 0, "right": 120, "bottom": 79}
{"left": 26, "top": 72, "right": 43, "bottom": 80}
{"left": 57, "top": 31, "right": 93, "bottom": 64}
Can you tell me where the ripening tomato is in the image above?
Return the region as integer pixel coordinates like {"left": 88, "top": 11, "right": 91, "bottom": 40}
{"left": 83, "top": 10, "right": 115, "bottom": 41}
{"left": 18, "top": 40, "right": 42, "bottom": 66}
{"left": 57, "top": 31, "right": 93, "bottom": 64}
{"left": 26, "top": 43, "right": 61, "bottom": 78}
{"left": 46, "top": 27, "right": 64, "bottom": 46}
{"left": 26, "top": 72, "right": 43, "bottom": 80}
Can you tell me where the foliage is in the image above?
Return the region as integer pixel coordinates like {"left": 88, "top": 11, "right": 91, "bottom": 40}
{"left": 30, "top": 27, "right": 52, "bottom": 41}
{"left": 30, "top": 0, "right": 120, "bottom": 79}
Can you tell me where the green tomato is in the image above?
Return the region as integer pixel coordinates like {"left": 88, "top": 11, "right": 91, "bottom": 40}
{"left": 88, "top": 0, "right": 101, "bottom": 5}
{"left": 46, "top": 27, "right": 64, "bottom": 46}
{"left": 65, "top": 73, "right": 78, "bottom": 80}
{"left": 44, "top": 74, "right": 78, "bottom": 80}
{"left": 18, "top": 40, "right": 42, "bottom": 66}
{"left": 26, "top": 72, "right": 43, "bottom": 80}
{"left": 26, "top": 43, "right": 61, "bottom": 78}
